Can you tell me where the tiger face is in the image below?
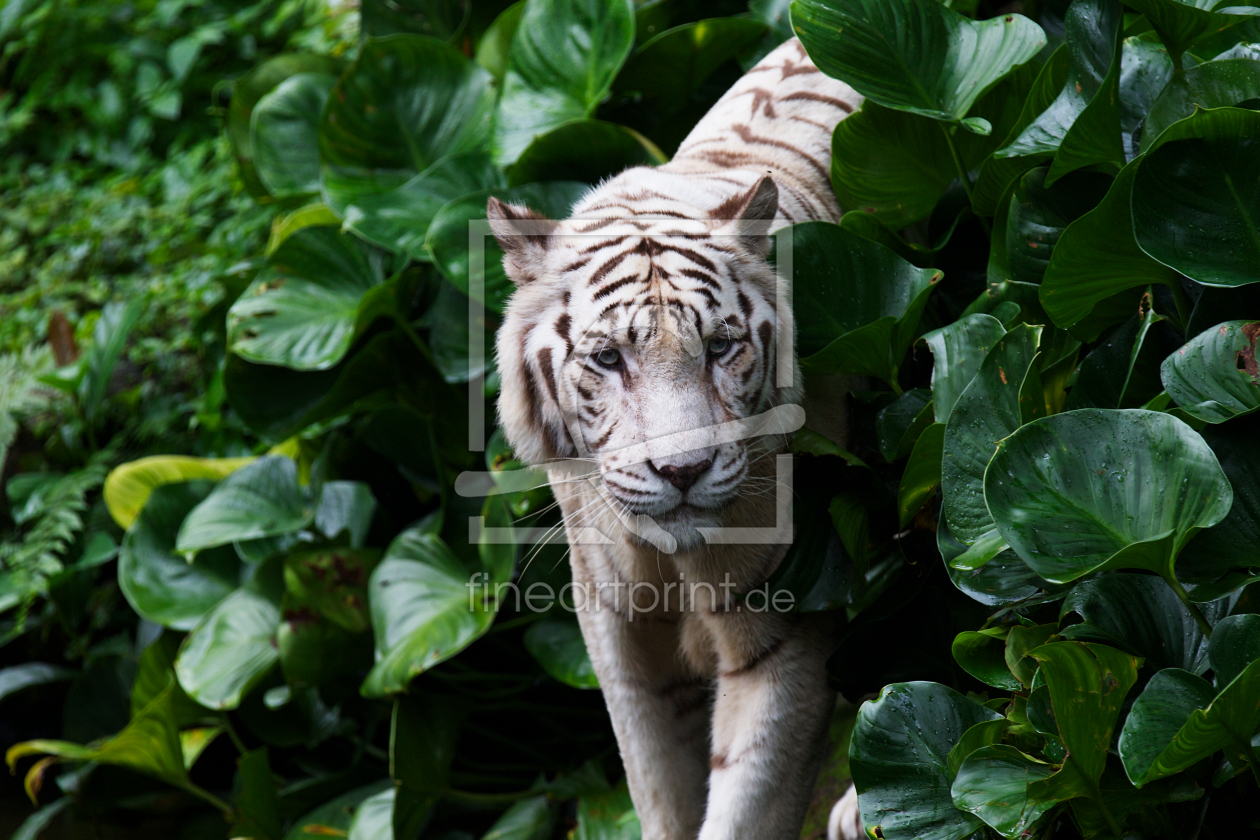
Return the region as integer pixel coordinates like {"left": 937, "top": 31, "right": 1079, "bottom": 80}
{"left": 491, "top": 176, "right": 800, "bottom": 550}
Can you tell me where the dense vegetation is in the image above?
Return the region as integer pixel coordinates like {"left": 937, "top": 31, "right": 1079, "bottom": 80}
{"left": 1, "top": 0, "right": 1259, "bottom": 838}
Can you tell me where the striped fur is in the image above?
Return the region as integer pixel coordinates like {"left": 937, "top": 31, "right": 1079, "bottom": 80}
{"left": 492, "top": 39, "right": 865, "bottom": 840}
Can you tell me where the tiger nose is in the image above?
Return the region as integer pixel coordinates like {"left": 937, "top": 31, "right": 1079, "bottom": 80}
{"left": 649, "top": 458, "right": 713, "bottom": 492}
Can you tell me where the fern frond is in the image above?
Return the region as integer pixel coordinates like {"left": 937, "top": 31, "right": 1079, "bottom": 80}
{"left": 0, "top": 344, "right": 60, "bottom": 471}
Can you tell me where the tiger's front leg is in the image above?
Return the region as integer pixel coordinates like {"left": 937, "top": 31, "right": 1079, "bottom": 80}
{"left": 570, "top": 553, "right": 712, "bottom": 840}
{"left": 697, "top": 609, "right": 838, "bottom": 840}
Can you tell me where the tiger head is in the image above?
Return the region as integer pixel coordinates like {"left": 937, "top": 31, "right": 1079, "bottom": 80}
{"left": 490, "top": 175, "right": 801, "bottom": 551}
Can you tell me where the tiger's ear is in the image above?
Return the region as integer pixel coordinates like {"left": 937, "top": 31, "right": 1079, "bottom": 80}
{"left": 710, "top": 175, "right": 778, "bottom": 253}
{"left": 488, "top": 197, "right": 555, "bottom": 252}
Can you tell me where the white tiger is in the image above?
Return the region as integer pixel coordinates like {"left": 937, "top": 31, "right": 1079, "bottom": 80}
{"left": 490, "top": 38, "right": 866, "bottom": 840}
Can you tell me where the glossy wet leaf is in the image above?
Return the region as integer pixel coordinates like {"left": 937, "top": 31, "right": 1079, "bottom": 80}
{"left": 1060, "top": 573, "right": 1221, "bottom": 673}
{"left": 850, "top": 681, "right": 1003, "bottom": 840}
{"left": 1210, "top": 613, "right": 1260, "bottom": 688}
{"left": 938, "top": 515, "right": 1052, "bottom": 606}
{"left": 252, "top": 72, "right": 336, "bottom": 198}
{"left": 985, "top": 409, "right": 1233, "bottom": 584}
{"left": 320, "top": 35, "right": 496, "bottom": 251}
{"left": 898, "top": 422, "right": 944, "bottom": 528}
{"left": 524, "top": 615, "right": 599, "bottom": 689}
{"left": 1162, "top": 320, "right": 1260, "bottom": 423}
{"left": 876, "top": 388, "right": 933, "bottom": 462}
{"left": 941, "top": 323, "right": 1041, "bottom": 547}
{"left": 829, "top": 66, "right": 1037, "bottom": 228}
{"left": 119, "top": 482, "right": 242, "bottom": 631}
{"left": 1133, "top": 127, "right": 1260, "bottom": 288}
{"left": 176, "top": 457, "right": 314, "bottom": 559}
{"left": 494, "top": 0, "right": 636, "bottom": 164}
{"left": 1065, "top": 305, "right": 1178, "bottom": 411}
{"left": 951, "top": 745, "right": 1060, "bottom": 838}
{"left": 793, "top": 0, "right": 1044, "bottom": 123}
{"left": 923, "top": 312, "right": 1008, "bottom": 423}
{"left": 1005, "top": 167, "right": 1112, "bottom": 285}
{"left": 791, "top": 222, "right": 941, "bottom": 386}
{"left": 1118, "top": 667, "right": 1217, "bottom": 786}
{"left": 1143, "top": 56, "right": 1260, "bottom": 147}
{"left": 175, "top": 585, "right": 281, "bottom": 710}
{"left": 228, "top": 226, "right": 389, "bottom": 371}
{"left": 508, "top": 120, "right": 661, "bottom": 187}
{"left": 1040, "top": 162, "right": 1178, "bottom": 335}
{"left": 1125, "top": 0, "right": 1260, "bottom": 65}
{"left": 953, "top": 628, "right": 1020, "bottom": 691}
{"left": 105, "top": 455, "right": 254, "bottom": 531}
{"left": 361, "top": 526, "right": 503, "bottom": 697}
{"left": 1117, "top": 36, "right": 1176, "bottom": 160}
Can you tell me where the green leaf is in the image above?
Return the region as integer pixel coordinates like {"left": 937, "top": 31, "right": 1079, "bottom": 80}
{"left": 877, "top": 389, "right": 933, "bottom": 462}
{"left": 426, "top": 181, "right": 590, "bottom": 312}
{"left": 252, "top": 72, "right": 337, "bottom": 198}
{"left": 1143, "top": 56, "right": 1260, "bottom": 147}
{"left": 1118, "top": 35, "right": 1176, "bottom": 159}
{"left": 1032, "top": 642, "right": 1140, "bottom": 784}
{"left": 1060, "top": 573, "right": 1220, "bottom": 673}
{"left": 1210, "top": 612, "right": 1260, "bottom": 689}
{"left": 314, "top": 481, "right": 378, "bottom": 547}
{"left": 1005, "top": 167, "right": 1112, "bottom": 285}
{"left": 348, "top": 788, "right": 395, "bottom": 840}
{"left": 829, "top": 64, "right": 1038, "bottom": 228}
{"left": 938, "top": 514, "right": 1053, "bottom": 606}
{"left": 104, "top": 455, "right": 255, "bottom": 531}
{"left": 1066, "top": 304, "right": 1176, "bottom": 411}
{"left": 1177, "top": 417, "right": 1260, "bottom": 589}
{"left": 951, "top": 745, "right": 1060, "bottom": 838}
{"left": 283, "top": 781, "right": 393, "bottom": 840}
{"left": 945, "top": 718, "right": 1008, "bottom": 780}
{"left": 790, "top": 222, "right": 941, "bottom": 386}
{"left": 391, "top": 693, "right": 461, "bottom": 839}
{"left": 792, "top": 0, "right": 1044, "bottom": 123}
{"left": 361, "top": 526, "right": 502, "bottom": 697}
{"left": 1132, "top": 123, "right": 1260, "bottom": 287}
{"left": 1040, "top": 161, "right": 1178, "bottom": 333}
{"left": 481, "top": 796, "right": 554, "bottom": 840}
{"left": 80, "top": 299, "right": 143, "bottom": 423}
{"left": 119, "top": 482, "right": 242, "bottom": 631}
{"left": 923, "top": 312, "right": 1009, "bottom": 423}
{"left": 228, "top": 227, "right": 389, "bottom": 371}
{"left": 985, "top": 409, "right": 1234, "bottom": 584}
{"left": 360, "top": 0, "right": 469, "bottom": 40}
{"left": 175, "top": 585, "right": 281, "bottom": 710}
{"left": 475, "top": 2, "right": 524, "bottom": 83}
{"left": 953, "top": 628, "right": 1021, "bottom": 691}
{"left": 320, "top": 35, "right": 497, "bottom": 251}
{"left": 941, "top": 323, "right": 1041, "bottom": 546}
{"left": 614, "top": 17, "right": 768, "bottom": 114}
{"left": 1125, "top": 0, "right": 1260, "bottom": 65}
{"left": 283, "top": 548, "right": 381, "bottom": 634}
{"left": 849, "top": 681, "right": 1003, "bottom": 840}
{"left": 898, "top": 422, "right": 944, "bottom": 529}
{"left": 176, "top": 457, "right": 313, "bottom": 559}
{"left": 1162, "top": 320, "right": 1260, "bottom": 423}
{"left": 0, "top": 662, "right": 75, "bottom": 704}
{"left": 228, "top": 53, "right": 344, "bottom": 197}
{"left": 1118, "top": 667, "right": 1218, "bottom": 786}
{"left": 494, "top": 0, "right": 636, "bottom": 165}
{"left": 233, "top": 748, "right": 282, "bottom": 840}
{"left": 509, "top": 120, "right": 662, "bottom": 187}
{"left": 524, "top": 614, "right": 599, "bottom": 689}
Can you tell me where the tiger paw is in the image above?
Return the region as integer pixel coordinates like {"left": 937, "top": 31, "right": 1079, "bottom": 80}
{"left": 827, "top": 784, "right": 863, "bottom": 840}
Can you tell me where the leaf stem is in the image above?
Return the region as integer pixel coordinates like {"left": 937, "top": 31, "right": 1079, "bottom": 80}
{"left": 1165, "top": 573, "right": 1213, "bottom": 638}
{"left": 1167, "top": 280, "right": 1193, "bottom": 334}
{"left": 938, "top": 121, "right": 991, "bottom": 237}
{"left": 1086, "top": 776, "right": 1125, "bottom": 838}
{"left": 179, "top": 781, "right": 232, "bottom": 815}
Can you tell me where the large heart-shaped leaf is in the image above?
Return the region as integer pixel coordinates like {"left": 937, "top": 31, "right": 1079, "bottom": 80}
{"left": 941, "top": 323, "right": 1041, "bottom": 549}
{"left": 829, "top": 63, "right": 1037, "bottom": 228}
{"left": 361, "top": 526, "right": 503, "bottom": 697}
{"left": 119, "top": 482, "right": 243, "bottom": 631}
{"left": 1177, "top": 417, "right": 1260, "bottom": 589}
{"left": 1125, "top": 0, "right": 1260, "bottom": 65}
{"left": 175, "top": 583, "right": 282, "bottom": 710}
{"left": 1132, "top": 125, "right": 1260, "bottom": 288}
{"left": 984, "top": 409, "right": 1233, "bottom": 584}
{"left": 1162, "top": 320, "right": 1260, "bottom": 423}
{"left": 793, "top": 0, "right": 1044, "bottom": 123}
{"left": 790, "top": 222, "right": 941, "bottom": 387}
{"left": 1143, "top": 56, "right": 1260, "bottom": 148}
{"left": 939, "top": 515, "right": 1053, "bottom": 607}
{"left": 494, "top": 0, "right": 636, "bottom": 165}
{"left": 228, "top": 226, "right": 390, "bottom": 371}
{"left": 850, "top": 681, "right": 1003, "bottom": 840}
{"left": 320, "top": 35, "right": 497, "bottom": 252}
{"left": 176, "top": 457, "right": 314, "bottom": 559}
{"left": 508, "top": 120, "right": 662, "bottom": 187}
{"left": 923, "top": 312, "right": 1009, "bottom": 423}
{"left": 228, "top": 53, "right": 344, "bottom": 196}
{"left": 1059, "top": 573, "right": 1222, "bottom": 673}
{"left": 252, "top": 72, "right": 337, "bottom": 198}
{"left": 1039, "top": 161, "right": 1178, "bottom": 333}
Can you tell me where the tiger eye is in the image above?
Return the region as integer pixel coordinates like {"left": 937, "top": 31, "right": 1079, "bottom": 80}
{"left": 708, "top": 336, "right": 731, "bottom": 356}
{"left": 596, "top": 348, "right": 622, "bottom": 368}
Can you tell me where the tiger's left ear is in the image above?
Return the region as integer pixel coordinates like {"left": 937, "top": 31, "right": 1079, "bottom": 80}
{"left": 487, "top": 198, "right": 555, "bottom": 283}
{"left": 710, "top": 175, "right": 778, "bottom": 254}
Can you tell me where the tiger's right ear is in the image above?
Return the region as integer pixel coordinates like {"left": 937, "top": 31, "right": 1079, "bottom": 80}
{"left": 488, "top": 196, "right": 555, "bottom": 253}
